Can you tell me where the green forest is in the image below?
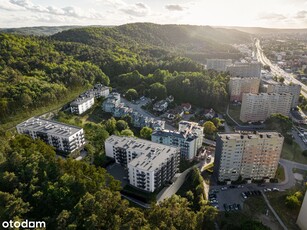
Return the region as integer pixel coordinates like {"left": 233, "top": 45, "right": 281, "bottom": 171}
{"left": 0, "top": 23, "right": 269, "bottom": 229}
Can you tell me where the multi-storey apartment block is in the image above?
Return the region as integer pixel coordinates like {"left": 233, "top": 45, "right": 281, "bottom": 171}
{"left": 88, "top": 83, "right": 110, "bottom": 98}
{"left": 214, "top": 132, "right": 284, "bottom": 182}
{"left": 102, "top": 92, "right": 121, "bottom": 113}
{"left": 70, "top": 95, "right": 95, "bottom": 115}
{"left": 226, "top": 62, "right": 262, "bottom": 78}
{"left": 105, "top": 135, "right": 180, "bottom": 192}
{"left": 206, "top": 59, "right": 232, "bottom": 72}
{"left": 297, "top": 192, "right": 307, "bottom": 230}
{"left": 70, "top": 84, "right": 110, "bottom": 115}
{"left": 240, "top": 93, "right": 293, "bottom": 122}
{"left": 16, "top": 117, "right": 85, "bottom": 153}
{"left": 265, "top": 83, "right": 301, "bottom": 108}
{"left": 228, "top": 77, "right": 260, "bottom": 101}
{"left": 102, "top": 93, "right": 165, "bottom": 130}
{"left": 151, "top": 121, "right": 203, "bottom": 160}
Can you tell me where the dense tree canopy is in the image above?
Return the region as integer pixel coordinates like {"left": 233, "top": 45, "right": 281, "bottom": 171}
{"left": 0, "top": 33, "right": 109, "bottom": 123}
{"left": 140, "top": 127, "right": 153, "bottom": 140}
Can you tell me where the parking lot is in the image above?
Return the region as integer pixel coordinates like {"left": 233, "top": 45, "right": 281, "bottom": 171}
{"left": 208, "top": 184, "right": 274, "bottom": 212}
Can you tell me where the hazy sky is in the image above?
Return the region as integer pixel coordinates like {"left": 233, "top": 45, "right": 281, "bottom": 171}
{"left": 0, "top": 0, "right": 307, "bottom": 28}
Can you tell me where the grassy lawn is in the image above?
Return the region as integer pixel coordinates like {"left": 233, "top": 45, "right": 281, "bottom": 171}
{"left": 85, "top": 104, "right": 112, "bottom": 123}
{"left": 281, "top": 141, "right": 307, "bottom": 164}
{"left": 218, "top": 196, "right": 280, "bottom": 229}
{"left": 228, "top": 104, "right": 244, "bottom": 125}
{"left": 276, "top": 164, "right": 285, "bottom": 182}
{"left": 267, "top": 188, "right": 302, "bottom": 230}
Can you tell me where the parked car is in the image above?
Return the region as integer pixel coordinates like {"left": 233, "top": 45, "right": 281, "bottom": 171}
{"left": 221, "top": 187, "right": 228, "bottom": 191}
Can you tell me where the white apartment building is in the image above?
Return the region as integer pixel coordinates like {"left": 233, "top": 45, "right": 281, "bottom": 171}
{"left": 226, "top": 62, "right": 262, "bottom": 78}
{"left": 16, "top": 117, "right": 85, "bottom": 153}
{"left": 206, "top": 59, "right": 232, "bottom": 72}
{"left": 105, "top": 135, "right": 180, "bottom": 192}
{"left": 265, "top": 83, "right": 301, "bottom": 108}
{"left": 228, "top": 77, "right": 260, "bottom": 102}
{"left": 89, "top": 83, "right": 110, "bottom": 98}
{"left": 240, "top": 93, "right": 293, "bottom": 122}
{"left": 70, "top": 95, "right": 95, "bottom": 115}
{"left": 102, "top": 92, "right": 121, "bottom": 113}
{"left": 214, "top": 132, "right": 284, "bottom": 182}
{"left": 151, "top": 121, "right": 203, "bottom": 160}
{"left": 297, "top": 192, "right": 307, "bottom": 230}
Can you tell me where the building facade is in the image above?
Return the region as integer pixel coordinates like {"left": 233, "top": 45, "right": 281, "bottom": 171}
{"left": 226, "top": 62, "right": 262, "bottom": 78}
{"left": 266, "top": 83, "right": 301, "bottom": 108}
{"left": 88, "top": 83, "right": 110, "bottom": 98}
{"left": 102, "top": 92, "right": 121, "bottom": 113}
{"left": 214, "top": 132, "right": 284, "bottom": 182}
{"left": 228, "top": 77, "right": 260, "bottom": 102}
{"left": 16, "top": 117, "right": 85, "bottom": 152}
{"left": 297, "top": 191, "right": 307, "bottom": 230}
{"left": 206, "top": 59, "right": 232, "bottom": 72}
{"left": 105, "top": 135, "right": 180, "bottom": 192}
{"left": 151, "top": 121, "right": 203, "bottom": 160}
{"left": 240, "top": 93, "right": 293, "bottom": 122}
{"left": 70, "top": 95, "right": 95, "bottom": 115}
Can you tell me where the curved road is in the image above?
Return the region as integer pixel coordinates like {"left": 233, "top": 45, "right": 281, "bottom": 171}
{"left": 255, "top": 39, "right": 307, "bottom": 98}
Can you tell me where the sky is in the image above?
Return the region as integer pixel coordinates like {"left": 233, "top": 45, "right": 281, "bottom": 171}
{"left": 0, "top": 0, "right": 307, "bottom": 28}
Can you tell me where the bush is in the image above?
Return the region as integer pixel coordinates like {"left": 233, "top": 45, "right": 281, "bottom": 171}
{"left": 302, "top": 150, "right": 307, "bottom": 157}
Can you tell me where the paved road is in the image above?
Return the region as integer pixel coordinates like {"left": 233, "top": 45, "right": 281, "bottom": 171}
{"left": 156, "top": 161, "right": 204, "bottom": 203}
{"left": 203, "top": 138, "right": 216, "bottom": 146}
{"left": 292, "top": 128, "right": 307, "bottom": 151}
{"left": 255, "top": 39, "right": 307, "bottom": 98}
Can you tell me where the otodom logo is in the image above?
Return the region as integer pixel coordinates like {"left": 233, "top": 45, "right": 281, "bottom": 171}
{"left": 2, "top": 220, "right": 46, "bottom": 229}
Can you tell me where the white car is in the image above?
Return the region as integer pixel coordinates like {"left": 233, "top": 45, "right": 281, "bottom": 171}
{"left": 221, "top": 187, "right": 228, "bottom": 191}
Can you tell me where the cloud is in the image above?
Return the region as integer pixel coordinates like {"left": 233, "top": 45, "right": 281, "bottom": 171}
{"left": 0, "top": 0, "right": 23, "bottom": 10}
{"left": 6, "top": 0, "right": 104, "bottom": 19}
{"left": 259, "top": 12, "right": 287, "bottom": 21}
{"left": 119, "top": 2, "right": 150, "bottom": 17}
{"left": 165, "top": 4, "right": 185, "bottom": 11}
{"left": 135, "top": 3, "right": 147, "bottom": 9}
{"left": 295, "top": 10, "right": 307, "bottom": 19}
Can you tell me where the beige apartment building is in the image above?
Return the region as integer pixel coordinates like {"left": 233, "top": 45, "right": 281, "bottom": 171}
{"left": 214, "top": 132, "right": 284, "bottom": 182}
{"left": 240, "top": 93, "right": 293, "bottom": 122}
{"left": 265, "top": 83, "right": 301, "bottom": 108}
{"left": 226, "top": 62, "right": 262, "bottom": 78}
{"left": 206, "top": 59, "right": 232, "bottom": 72}
{"left": 228, "top": 77, "right": 260, "bottom": 101}
{"left": 297, "top": 191, "right": 307, "bottom": 230}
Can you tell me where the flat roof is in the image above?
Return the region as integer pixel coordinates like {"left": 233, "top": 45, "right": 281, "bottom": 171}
{"left": 17, "top": 117, "right": 82, "bottom": 137}
{"left": 71, "top": 95, "right": 94, "bottom": 106}
{"left": 218, "top": 131, "right": 283, "bottom": 141}
{"left": 106, "top": 135, "right": 179, "bottom": 171}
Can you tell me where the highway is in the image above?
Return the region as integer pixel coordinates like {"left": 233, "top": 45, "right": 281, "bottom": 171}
{"left": 255, "top": 39, "right": 307, "bottom": 98}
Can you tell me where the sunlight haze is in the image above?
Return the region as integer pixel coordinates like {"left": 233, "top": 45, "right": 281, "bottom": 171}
{"left": 0, "top": 0, "right": 307, "bottom": 28}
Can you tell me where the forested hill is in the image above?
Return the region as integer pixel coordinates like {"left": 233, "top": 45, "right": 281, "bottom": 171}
{"left": 52, "top": 23, "right": 250, "bottom": 62}
{"left": 0, "top": 23, "right": 248, "bottom": 127}
{"left": 0, "top": 26, "right": 82, "bottom": 36}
